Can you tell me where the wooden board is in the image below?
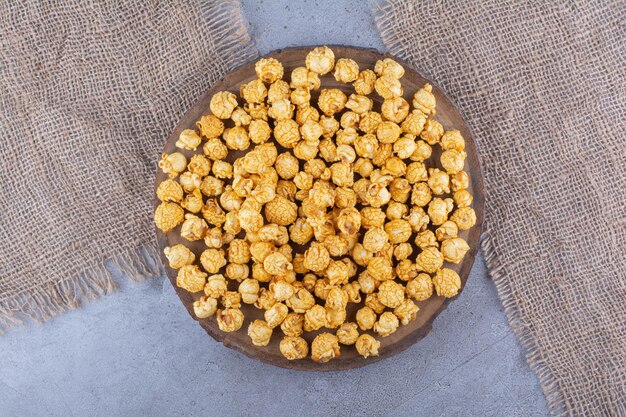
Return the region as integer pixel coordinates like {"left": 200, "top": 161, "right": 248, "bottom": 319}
{"left": 154, "top": 46, "right": 485, "bottom": 371}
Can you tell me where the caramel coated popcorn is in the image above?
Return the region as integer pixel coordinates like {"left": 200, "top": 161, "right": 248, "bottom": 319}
{"left": 155, "top": 46, "right": 478, "bottom": 363}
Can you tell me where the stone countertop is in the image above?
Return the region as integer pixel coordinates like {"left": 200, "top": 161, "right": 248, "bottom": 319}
{"left": 0, "top": 1, "right": 549, "bottom": 416}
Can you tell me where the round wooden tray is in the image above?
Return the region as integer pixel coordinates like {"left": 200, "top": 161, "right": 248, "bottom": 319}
{"left": 154, "top": 46, "right": 484, "bottom": 371}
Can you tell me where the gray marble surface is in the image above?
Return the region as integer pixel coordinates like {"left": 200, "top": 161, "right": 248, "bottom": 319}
{"left": 0, "top": 1, "right": 549, "bottom": 416}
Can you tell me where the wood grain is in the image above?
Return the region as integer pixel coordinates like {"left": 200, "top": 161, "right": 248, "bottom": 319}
{"left": 154, "top": 46, "right": 484, "bottom": 371}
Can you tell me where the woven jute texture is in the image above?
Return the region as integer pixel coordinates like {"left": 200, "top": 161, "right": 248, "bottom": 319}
{"left": 0, "top": 1, "right": 257, "bottom": 328}
{"left": 374, "top": 1, "right": 625, "bottom": 415}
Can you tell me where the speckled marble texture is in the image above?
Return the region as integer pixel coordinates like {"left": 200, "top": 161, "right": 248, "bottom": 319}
{"left": 0, "top": 1, "right": 549, "bottom": 416}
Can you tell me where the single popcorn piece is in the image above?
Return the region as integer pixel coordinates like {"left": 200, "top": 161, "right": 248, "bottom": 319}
{"left": 406, "top": 273, "right": 434, "bottom": 301}
{"left": 303, "top": 242, "right": 330, "bottom": 272}
{"left": 367, "top": 256, "right": 394, "bottom": 281}
{"left": 365, "top": 293, "right": 385, "bottom": 314}
{"left": 268, "top": 98, "right": 295, "bottom": 121}
{"left": 300, "top": 119, "right": 324, "bottom": 143}
{"left": 440, "top": 149, "right": 466, "bottom": 174}
{"left": 306, "top": 46, "right": 335, "bottom": 75}
{"left": 296, "top": 105, "right": 320, "bottom": 125}
{"left": 274, "top": 119, "right": 300, "bottom": 148}
{"left": 203, "top": 274, "right": 228, "bottom": 299}
{"left": 325, "top": 287, "right": 349, "bottom": 311}
{"left": 264, "top": 195, "right": 298, "bottom": 226}
{"left": 411, "top": 140, "right": 432, "bottom": 162}
{"left": 274, "top": 153, "right": 300, "bottom": 180}
{"left": 304, "top": 304, "right": 327, "bottom": 331}
{"left": 401, "top": 110, "right": 427, "bottom": 136}
{"left": 451, "top": 171, "right": 470, "bottom": 192}
{"left": 245, "top": 103, "right": 269, "bottom": 120}
{"left": 433, "top": 268, "right": 462, "bottom": 298}
{"left": 406, "top": 162, "right": 428, "bottom": 185}
{"left": 281, "top": 312, "right": 304, "bottom": 337}
{"left": 441, "top": 237, "right": 470, "bottom": 263}
{"left": 248, "top": 320, "right": 273, "bottom": 346}
{"left": 240, "top": 79, "right": 268, "bottom": 104}
{"left": 385, "top": 219, "right": 412, "bottom": 244}
{"left": 188, "top": 154, "right": 212, "bottom": 177}
{"left": 396, "top": 259, "right": 418, "bottom": 281}
{"left": 268, "top": 79, "right": 290, "bottom": 103}
{"left": 311, "top": 333, "right": 340, "bottom": 363}
{"left": 202, "top": 198, "right": 226, "bottom": 226}
{"left": 228, "top": 239, "right": 251, "bottom": 264}
{"left": 231, "top": 107, "right": 252, "bottom": 126}
{"left": 176, "top": 129, "right": 201, "bottom": 151}
{"left": 221, "top": 291, "right": 241, "bottom": 309}
{"left": 378, "top": 280, "right": 405, "bottom": 308}
{"left": 353, "top": 69, "right": 377, "bottom": 95}
{"left": 333, "top": 58, "right": 359, "bottom": 83}
{"left": 375, "top": 75, "right": 403, "bottom": 99}
{"left": 394, "top": 299, "right": 419, "bottom": 325}
{"left": 289, "top": 87, "right": 311, "bottom": 106}
{"left": 176, "top": 265, "right": 207, "bottom": 293}
{"left": 325, "top": 260, "right": 350, "bottom": 286}
{"left": 358, "top": 271, "right": 378, "bottom": 295}
{"left": 193, "top": 296, "right": 218, "bottom": 318}
{"left": 325, "top": 306, "right": 347, "bottom": 329}
{"left": 154, "top": 202, "right": 184, "bottom": 232}
{"left": 263, "top": 252, "right": 293, "bottom": 276}
{"left": 159, "top": 153, "right": 187, "bottom": 178}
{"left": 451, "top": 207, "right": 477, "bottom": 230}
{"left": 336, "top": 322, "right": 359, "bottom": 345}
{"left": 345, "top": 94, "right": 373, "bottom": 114}
{"left": 164, "top": 244, "right": 195, "bottom": 269}
{"left": 280, "top": 336, "right": 309, "bottom": 360}
{"left": 453, "top": 189, "right": 473, "bottom": 208}
{"left": 374, "top": 311, "right": 400, "bottom": 337}
{"left": 210, "top": 91, "right": 238, "bottom": 119}
{"left": 375, "top": 58, "right": 405, "bottom": 79}
{"left": 393, "top": 242, "right": 413, "bottom": 261}
{"left": 412, "top": 83, "right": 436, "bottom": 115}
{"left": 406, "top": 206, "right": 430, "bottom": 232}
{"left": 255, "top": 57, "right": 284, "bottom": 83}
{"left": 156, "top": 179, "right": 183, "bottom": 203}
{"left": 217, "top": 308, "right": 244, "bottom": 332}
{"left": 255, "top": 287, "right": 276, "bottom": 309}
{"left": 416, "top": 247, "right": 444, "bottom": 273}
{"left": 415, "top": 230, "right": 438, "bottom": 250}
{"left": 359, "top": 111, "right": 383, "bottom": 134}
{"left": 340, "top": 111, "right": 360, "bottom": 129}
{"left": 355, "top": 334, "right": 380, "bottom": 358}
{"left": 200, "top": 248, "right": 227, "bottom": 274}
{"left": 290, "top": 67, "right": 321, "bottom": 90}
{"left": 181, "top": 189, "right": 204, "bottom": 213}
{"left": 203, "top": 138, "right": 229, "bottom": 160}
{"left": 435, "top": 220, "right": 458, "bottom": 241}
{"left": 356, "top": 306, "right": 377, "bottom": 331}
{"left": 441, "top": 130, "right": 466, "bottom": 151}
{"left": 179, "top": 172, "right": 202, "bottom": 193}
{"left": 318, "top": 89, "right": 348, "bottom": 116}
{"left": 212, "top": 160, "right": 233, "bottom": 180}
{"left": 393, "top": 135, "right": 417, "bottom": 159}
{"left": 239, "top": 278, "right": 260, "bottom": 304}
{"left": 427, "top": 197, "right": 454, "bottom": 225}
{"left": 420, "top": 118, "right": 444, "bottom": 145}
{"left": 265, "top": 302, "right": 289, "bottom": 328}
{"left": 361, "top": 207, "right": 386, "bottom": 229}
{"left": 354, "top": 134, "right": 378, "bottom": 158}
{"left": 248, "top": 119, "right": 272, "bottom": 144}
{"left": 180, "top": 213, "right": 208, "bottom": 241}
{"left": 199, "top": 175, "right": 223, "bottom": 197}
{"left": 286, "top": 288, "right": 316, "bottom": 314}
{"left": 223, "top": 126, "right": 250, "bottom": 151}
{"left": 427, "top": 168, "right": 451, "bottom": 195}
{"left": 363, "top": 227, "right": 389, "bottom": 252}
{"left": 377, "top": 121, "right": 402, "bottom": 144}
{"left": 196, "top": 114, "right": 225, "bottom": 139}
{"left": 225, "top": 263, "right": 249, "bottom": 281}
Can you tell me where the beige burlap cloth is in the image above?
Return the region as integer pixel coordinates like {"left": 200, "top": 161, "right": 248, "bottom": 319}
{"left": 0, "top": 1, "right": 256, "bottom": 326}
{"left": 374, "top": 1, "right": 625, "bottom": 416}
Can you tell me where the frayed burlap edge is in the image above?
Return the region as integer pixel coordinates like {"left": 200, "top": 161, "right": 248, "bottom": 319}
{"left": 0, "top": 0, "right": 258, "bottom": 332}
{"left": 373, "top": 1, "right": 566, "bottom": 415}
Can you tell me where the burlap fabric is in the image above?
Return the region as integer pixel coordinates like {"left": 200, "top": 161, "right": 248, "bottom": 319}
{"left": 374, "top": 1, "right": 625, "bottom": 415}
{"left": 0, "top": 1, "right": 257, "bottom": 327}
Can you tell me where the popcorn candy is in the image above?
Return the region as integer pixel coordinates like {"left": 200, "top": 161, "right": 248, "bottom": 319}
{"left": 155, "top": 46, "right": 480, "bottom": 363}
{"left": 311, "top": 333, "right": 340, "bottom": 363}
{"left": 280, "top": 336, "right": 309, "bottom": 360}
